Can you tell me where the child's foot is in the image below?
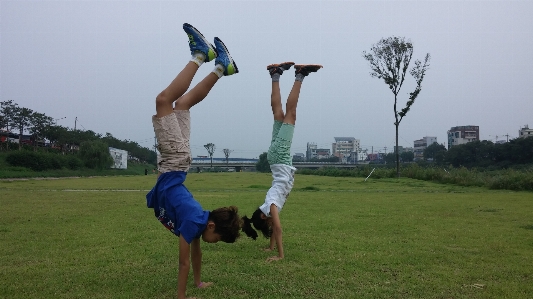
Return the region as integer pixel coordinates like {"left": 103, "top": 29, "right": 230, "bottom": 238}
{"left": 294, "top": 64, "right": 323, "bottom": 76}
{"left": 183, "top": 23, "right": 217, "bottom": 62}
{"left": 214, "top": 37, "right": 238, "bottom": 76}
{"left": 267, "top": 62, "right": 295, "bottom": 76}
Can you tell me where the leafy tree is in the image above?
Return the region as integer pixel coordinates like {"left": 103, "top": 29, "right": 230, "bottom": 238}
{"left": 0, "top": 100, "right": 17, "bottom": 150}
{"left": 28, "top": 112, "right": 53, "bottom": 150}
{"left": 0, "top": 100, "right": 16, "bottom": 131}
{"left": 400, "top": 151, "right": 415, "bottom": 162}
{"left": 363, "top": 36, "right": 430, "bottom": 177}
{"left": 256, "top": 152, "right": 270, "bottom": 173}
{"left": 43, "top": 125, "right": 69, "bottom": 150}
{"left": 204, "top": 143, "right": 216, "bottom": 169}
{"left": 78, "top": 140, "right": 113, "bottom": 170}
{"left": 222, "top": 148, "right": 233, "bottom": 165}
{"left": 423, "top": 142, "right": 447, "bottom": 164}
{"left": 384, "top": 153, "right": 396, "bottom": 165}
{"left": 11, "top": 106, "right": 34, "bottom": 150}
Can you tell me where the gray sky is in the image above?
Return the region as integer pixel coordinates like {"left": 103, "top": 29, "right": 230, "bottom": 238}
{"left": 2, "top": 0, "right": 532, "bottom": 158}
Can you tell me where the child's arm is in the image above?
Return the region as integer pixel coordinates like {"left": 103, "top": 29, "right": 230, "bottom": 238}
{"left": 191, "top": 238, "right": 202, "bottom": 286}
{"left": 177, "top": 235, "right": 191, "bottom": 299}
{"left": 267, "top": 204, "right": 284, "bottom": 261}
{"left": 191, "top": 238, "right": 213, "bottom": 289}
{"left": 268, "top": 234, "right": 276, "bottom": 250}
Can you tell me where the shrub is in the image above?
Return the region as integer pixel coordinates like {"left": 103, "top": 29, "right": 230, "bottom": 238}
{"left": 5, "top": 151, "right": 65, "bottom": 171}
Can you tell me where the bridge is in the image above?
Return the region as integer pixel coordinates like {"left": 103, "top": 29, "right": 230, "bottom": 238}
{"left": 191, "top": 158, "right": 369, "bottom": 171}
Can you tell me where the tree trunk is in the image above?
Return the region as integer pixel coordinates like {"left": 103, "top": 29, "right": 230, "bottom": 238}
{"left": 18, "top": 128, "right": 23, "bottom": 150}
{"left": 395, "top": 124, "right": 400, "bottom": 178}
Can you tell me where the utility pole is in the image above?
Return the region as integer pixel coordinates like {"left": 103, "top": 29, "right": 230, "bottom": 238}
{"left": 74, "top": 117, "right": 77, "bottom": 130}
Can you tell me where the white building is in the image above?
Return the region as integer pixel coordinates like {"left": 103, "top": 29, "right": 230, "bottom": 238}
{"left": 332, "top": 137, "right": 360, "bottom": 161}
{"left": 519, "top": 125, "right": 533, "bottom": 138}
{"left": 447, "top": 125, "right": 479, "bottom": 149}
{"left": 413, "top": 137, "right": 437, "bottom": 161}
{"left": 306, "top": 142, "right": 331, "bottom": 161}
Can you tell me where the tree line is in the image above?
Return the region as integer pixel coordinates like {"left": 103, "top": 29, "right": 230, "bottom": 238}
{"left": 421, "top": 139, "right": 533, "bottom": 169}
{"left": 0, "top": 100, "right": 156, "bottom": 165}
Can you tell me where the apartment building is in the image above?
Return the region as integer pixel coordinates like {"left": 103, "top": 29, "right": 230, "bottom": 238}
{"left": 447, "top": 125, "right": 479, "bottom": 149}
{"left": 332, "top": 137, "right": 360, "bottom": 158}
{"left": 519, "top": 125, "right": 533, "bottom": 138}
{"left": 306, "top": 142, "right": 331, "bottom": 161}
{"left": 413, "top": 136, "right": 437, "bottom": 160}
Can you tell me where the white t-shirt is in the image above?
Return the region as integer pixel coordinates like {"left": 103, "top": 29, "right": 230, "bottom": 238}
{"left": 259, "top": 164, "right": 297, "bottom": 217}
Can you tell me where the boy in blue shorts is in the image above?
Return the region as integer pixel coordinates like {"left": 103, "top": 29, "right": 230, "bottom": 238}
{"left": 146, "top": 23, "right": 240, "bottom": 299}
{"left": 242, "top": 62, "right": 322, "bottom": 262}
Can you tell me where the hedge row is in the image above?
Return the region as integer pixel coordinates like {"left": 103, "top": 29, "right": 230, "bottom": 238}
{"left": 298, "top": 164, "right": 533, "bottom": 192}
{"left": 6, "top": 151, "right": 83, "bottom": 171}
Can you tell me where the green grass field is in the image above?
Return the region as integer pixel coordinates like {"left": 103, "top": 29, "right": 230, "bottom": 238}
{"left": 1, "top": 173, "right": 532, "bottom": 299}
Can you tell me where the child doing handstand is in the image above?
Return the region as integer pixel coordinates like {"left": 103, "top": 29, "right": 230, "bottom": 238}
{"left": 242, "top": 62, "right": 322, "bottom": 262}
{"left": 146, "top": 23, "right": 240, "bottom": 299}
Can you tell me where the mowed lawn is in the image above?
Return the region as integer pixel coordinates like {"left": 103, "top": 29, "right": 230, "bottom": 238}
{"left": 1, "top": 173, "right": 532, "bottom": 299}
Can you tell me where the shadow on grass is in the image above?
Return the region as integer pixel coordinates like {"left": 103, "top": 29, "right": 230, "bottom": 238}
{"left": 520, "top": 224, "right": 533, "bottom": 230}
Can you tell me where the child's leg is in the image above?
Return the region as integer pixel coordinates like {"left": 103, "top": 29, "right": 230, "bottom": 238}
{"left": 173, "top": 33, "right": 239, "bottom": 112}
{"left": 282, "top": 81, "right": 302, "bottom": 126}
{"left": 156, "top": 62, "right": 201, "bottom": 118}
{"left": 173, "top": 73, "right": 219, "bottom": 111}
{"left": 155, "top": 24, "right": 217, "bottom": 118}
{"left": 266, "top": 62, "right": 294, "bottom": 164}
{"left": 154, "top": 24, "right": 240, "bottom": 173}
{"left": 282, "top": 64, "right": 323, "bottom": 125}
{"left": 267, "top": 64, "right": 323, "bottom": 166}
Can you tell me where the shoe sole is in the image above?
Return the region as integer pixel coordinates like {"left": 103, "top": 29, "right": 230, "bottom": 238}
{"left": 215, "top": 37, "right": 239, "bottom": 75}
{"left": 294, "top": 64, "right": 323, "bottom": 70}
{"left": 183, "top": 23, "right": 217, "bottom": 62}
{"left": 267, "top": 62, "right": 295, "bottom": 70}
{"left": 295, "top": 64, "right": 323, "bottom": 74}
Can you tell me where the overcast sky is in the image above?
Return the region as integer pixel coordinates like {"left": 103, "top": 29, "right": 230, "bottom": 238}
{"left": 1, "top": 0, "right": 532, "bottom": 158}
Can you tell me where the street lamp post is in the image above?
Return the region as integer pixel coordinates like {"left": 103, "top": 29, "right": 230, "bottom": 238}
{"left": 54, "top": 117, "right": 66, "bottom": 125}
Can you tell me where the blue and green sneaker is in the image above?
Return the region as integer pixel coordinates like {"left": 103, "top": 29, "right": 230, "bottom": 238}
{"left": 214, "top": 37, "right": 239, "bottom": 76}
{"left": 183, "top": 23, "right": 217, "bottom": 62}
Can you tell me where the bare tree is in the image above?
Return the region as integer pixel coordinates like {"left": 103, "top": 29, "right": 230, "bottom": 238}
{"left": 363, "top": 36, "right": 430, "bottom": 177}
{"left": 204, "top": 143, "right": 216, "bottom": 169}
{"left": 222, "top": 148, "right": 233, "bottom": 165}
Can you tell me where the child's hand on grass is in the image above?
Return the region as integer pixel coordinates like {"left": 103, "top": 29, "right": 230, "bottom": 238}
{"left": 197, "top": 282, "right": 213, "bottom": 289}
{"left": 266, "top": 256, "right": 283, "bottom": 262}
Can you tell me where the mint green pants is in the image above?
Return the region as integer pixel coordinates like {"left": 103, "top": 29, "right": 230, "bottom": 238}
{"left": 267, "top": 121, "right": 294, "bottom": 166}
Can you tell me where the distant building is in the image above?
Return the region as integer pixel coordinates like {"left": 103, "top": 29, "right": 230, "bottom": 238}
{"left": 413, "top": 136, "right": 437, "bottom": 160}
{"left": 447, "top": 125, "right": 479, "bottom": 149}
{"left": 519, "top": 125, "right": 533, "bottom": 138}
{"left": 306, "top": 142, "right": 331, "bottom": 161}
{"left": 306, "top": 143, "right": 317, "bottom": 161}
{"left": 332, "top": 137, "right": 360, "bottom": 162}
{"left": 292, "top": 153, "right": 305, "bottom": 162}
{"left": 357, "top": 151, "right": 368, "bottom": 162}
{"left": 394, "top": 146, "right": 414, "bottom": 154}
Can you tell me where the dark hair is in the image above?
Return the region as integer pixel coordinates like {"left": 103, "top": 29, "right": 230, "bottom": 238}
{"left": 209, "top": 206, "right": 242, "bottom": 243}
{"left": 241, "top": 208, "right": 272, "bottom": 240}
